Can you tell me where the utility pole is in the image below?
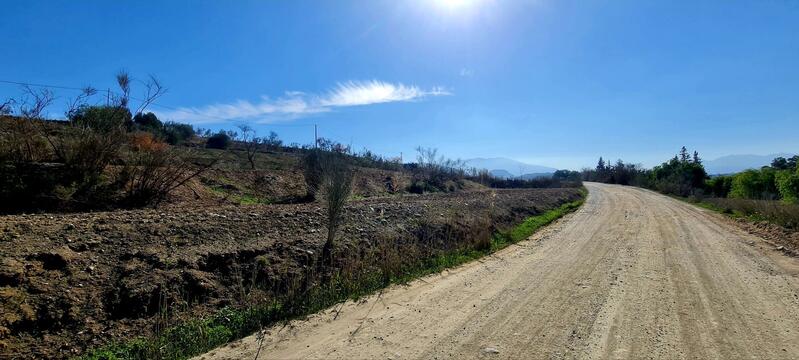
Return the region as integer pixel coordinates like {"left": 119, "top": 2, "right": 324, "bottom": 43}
{"left": 314, "top": 124, "right": 318, "bottom": 149}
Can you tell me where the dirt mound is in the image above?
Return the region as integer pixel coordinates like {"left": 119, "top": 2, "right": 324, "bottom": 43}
{"left": 0, "top": 188, "right": 581, "bottom": 359}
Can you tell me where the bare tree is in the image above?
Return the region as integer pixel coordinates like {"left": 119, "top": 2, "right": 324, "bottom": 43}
{"left": 0, "top": 99, "right": 14, "bottom": 115}
{"left": 237, "top": 124, "right": 263, "bottom": 170}
{"left": 1, "top": 87, "right": 55, "bottom": 163}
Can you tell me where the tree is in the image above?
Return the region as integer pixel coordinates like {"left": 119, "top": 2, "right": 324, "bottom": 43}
{"left": 692, "top": 151, "right": 701, "bottom": 164}
{"left": 679, "top": 146, "right": 689, "bottom": 162}
{"left": 776, "top": 170, "right": 799, "bottom": 204}
{"left": 596, "top": 157, "right": 606, "bottom": 172}
{"left": 133, "top": 112, "right": 163, "bottom": 133}
{"left": 772, "top": 157, "right": 789, "bottom": 170}
{"left": 0, "top": 99, "right": 13, "bottom": 115}
{"left": 162, "top": 121, "right": 195, "bottom": 145}
{"left": 237, "top": 124, "right": 262, "bottom": 169}
{"left": 730, "top": 168, "right": 779, "bottom": 200}
{"left": 264, "top": 131, "right": 282, "bottom": 150}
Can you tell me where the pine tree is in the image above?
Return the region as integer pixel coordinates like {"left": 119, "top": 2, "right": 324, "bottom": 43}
{"left": 679, "top": 146, "right": 689, "bottom": 163}
{"left": 597, "top": 157, "right": 606, "bottom": 171}
{"left": 692, "top": 151, "right": 701, "bottom": 164}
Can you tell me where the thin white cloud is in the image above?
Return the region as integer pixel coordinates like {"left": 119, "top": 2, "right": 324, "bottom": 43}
{"left": 459, "top": 68, "right": 474, "bottom": 77}
{"left": 157, "top": 80, "right": 450, "bottom": 124}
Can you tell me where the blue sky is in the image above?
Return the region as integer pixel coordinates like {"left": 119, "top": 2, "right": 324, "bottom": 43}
{"left": 2, "top": 0, "right": 798, "bottom": 170}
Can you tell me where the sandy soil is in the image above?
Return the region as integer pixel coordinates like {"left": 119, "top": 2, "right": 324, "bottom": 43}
{"left": 198, "top": 183, "right": 799, "bottom": 359}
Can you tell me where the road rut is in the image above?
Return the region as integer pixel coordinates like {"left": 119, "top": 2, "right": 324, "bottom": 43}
{"left": 199, "top": 183, "right": 799, "bottom": 359}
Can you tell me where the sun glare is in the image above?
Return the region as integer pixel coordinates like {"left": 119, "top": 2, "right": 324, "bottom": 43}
{"left": 436, "top": 0, "right": 474, "bottom": 11}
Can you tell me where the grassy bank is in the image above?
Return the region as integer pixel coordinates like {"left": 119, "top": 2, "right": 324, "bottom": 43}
{"left": 80, "top": 191, "right": 586, "bottom": 360}
{"left": 674, "top": 195, "right": 799, "bottom": 231}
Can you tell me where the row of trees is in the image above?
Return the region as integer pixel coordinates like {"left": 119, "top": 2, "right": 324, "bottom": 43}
{"left": 583, "top": 147, "right": 799, "bottom": 204}
{"left": 706, "top": 156, "right": 799, "bottom": 202}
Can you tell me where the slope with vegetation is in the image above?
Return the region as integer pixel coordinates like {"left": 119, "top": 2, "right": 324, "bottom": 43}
{"left": 0, "top": 74, "right": 584, "bottom": 359}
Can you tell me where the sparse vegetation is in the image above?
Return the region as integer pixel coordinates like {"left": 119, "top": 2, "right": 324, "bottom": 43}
{"left": 77, "top": 192, "right": 585, "bottom": 360}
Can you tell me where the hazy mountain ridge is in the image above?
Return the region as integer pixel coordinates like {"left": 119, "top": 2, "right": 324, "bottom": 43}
{"left": 465, "top": 158, "right": 557, "bottom": 179}
{"left": 704, "top": 153, "right": 795, "bottom": 175}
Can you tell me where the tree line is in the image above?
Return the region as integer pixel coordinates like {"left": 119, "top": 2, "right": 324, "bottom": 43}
{"left": 582, "top": 147, "right": 799, "bottom": 204}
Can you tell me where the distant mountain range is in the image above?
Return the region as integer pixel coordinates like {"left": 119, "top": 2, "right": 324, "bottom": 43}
{"left": 464, "top": 158, "right": 557, "bottom": 179}
{"left": 704, "top": 153, "right": 795, "bottom": 175}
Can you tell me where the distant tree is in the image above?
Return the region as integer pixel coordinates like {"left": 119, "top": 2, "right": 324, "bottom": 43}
{"left": 771, "top": 157, "right": 789, "bottom": 170}
{"left": 206, "top": 131, "right": 231, "bottom": 149}
{"left": 679, "top": 146, "right": 689, "bottom": 163}
{"left": 692, "top": 151, "right": 701, "bottom": 164}
{"left": 0, "top": 99, "right": 13, "bottom": 115}
{"left": 237, "top": 124, "right": 262, "bottom": 169}
{"left": 133, "top": 112, "right": 163, "bottom": 133}
{"left": 730, "top": 168, "right": 779, "bottom": 200}
{"left": 162, "top": 121, "right": 195, "bottom": 145}
{"left": 264, "top": 131, "right": 282, "bottom": 150}
{"left": 596, "top": 157, "right": 606, "bottom": 172}
{"left": 788, "top": 156, "right": 799, "bottom": 170}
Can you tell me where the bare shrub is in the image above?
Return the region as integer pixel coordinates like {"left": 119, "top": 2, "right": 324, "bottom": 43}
{"left": 320, "top": 153, "right": 354, "bottom": 270}
{"left": 119, "top": 133, "right": 215, "bottom": 207}
{"left": 237, "top": 124, "right": 262, "bottom": 170}
{"left": 302, "top": 149, "right": 325, "bottom": 201}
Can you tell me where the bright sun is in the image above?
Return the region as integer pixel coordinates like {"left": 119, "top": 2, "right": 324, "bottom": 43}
{"left": 436, "top": 0, "right": 474, "bottom": 10}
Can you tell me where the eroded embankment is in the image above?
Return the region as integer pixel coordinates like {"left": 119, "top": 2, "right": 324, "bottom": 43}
{"left": 0, "top": 188, "right": 581, "bottom": 359}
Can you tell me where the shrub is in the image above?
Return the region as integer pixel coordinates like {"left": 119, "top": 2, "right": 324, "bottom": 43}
{"left": 320, "top": 153, "right": 353, "bottom": 270}
{"left": 119, "top": 135, "right": 212, "bottom": 207}
{"left": 133, "top": 112, "right": 163, "bottom": 134}
{"left": 706, "top": 175, "right": 733, "bottom": 198}
{"left": 163, "top": 122, "right": 195, "bottom": 145}
{"left": 69, "top": 105, "right": 132, "bottom": 133}
{"left": 776, "top": 170, "right": 799, "bottom": 204}
{"left": 302, "top": 150, "right": 325, "bottom": 200}
{"left": 206, "top": 132, "right": 231, "bottom": 149}
{"left": 730, "top": 168, "right": 779, "bottom": 200}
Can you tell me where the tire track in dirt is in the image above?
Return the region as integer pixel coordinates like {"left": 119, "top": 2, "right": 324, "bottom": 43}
{"left": 197, "top": 183, "right": 799, "bottom": 359}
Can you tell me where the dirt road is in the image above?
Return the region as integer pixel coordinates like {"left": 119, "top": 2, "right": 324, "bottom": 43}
{"left": 199, "top": 183, "right": 799, "bottom": 359}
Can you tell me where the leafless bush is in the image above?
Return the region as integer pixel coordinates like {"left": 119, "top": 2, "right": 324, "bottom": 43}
{"left": 0, "top": 87, "right": 54, "bottom": 164}
{"left": 237, "top": 124, "right": 262, "bottom": 170}
{"left": 120, "top": 133, "right": 215, "bottom": 207}
{"left": 302, "top": 150, "right": 325, "bottom": 201}
{"left": 320, "top": 153, "right": 354, "bottom": 269}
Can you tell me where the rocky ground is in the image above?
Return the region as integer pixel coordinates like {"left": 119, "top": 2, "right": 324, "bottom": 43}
{"left": 0, "top": 188, "right": 581, "bottom": 359}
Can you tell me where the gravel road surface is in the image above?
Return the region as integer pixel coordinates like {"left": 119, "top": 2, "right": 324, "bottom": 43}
{"left": 199, "top": 183, "right": 799, "bottom": 359}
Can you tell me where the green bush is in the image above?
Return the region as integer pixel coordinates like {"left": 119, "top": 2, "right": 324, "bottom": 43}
{"left": 706, "top": 175, "right": 733, "bottom": 197}
{"left": 133, "top": 112, "right": 163, "bottom": 133}
{"left": 69, "top": 105, "right": 132, "bottom": 133}
{"left": 730, "top": 168, "right": 779, "bottom": 200}
{"left": 163, "top": 122, "right": 195, "bottom": 145}
{"left": 776, "top": 169, "right": 799, "bottom": 204}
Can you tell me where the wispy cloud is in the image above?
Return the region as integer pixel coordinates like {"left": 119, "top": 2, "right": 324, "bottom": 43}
{"left": 157, "top": 80, "right": 450, "bottom": 124}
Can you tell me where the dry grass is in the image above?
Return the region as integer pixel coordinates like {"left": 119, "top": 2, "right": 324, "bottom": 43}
{"left": 701, "top": 197, "right": 799, "bottom": 230}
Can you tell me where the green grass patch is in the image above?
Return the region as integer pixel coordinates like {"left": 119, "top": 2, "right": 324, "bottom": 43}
{"left": 78, "top": 193, "right": 586, "bottom": 360}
